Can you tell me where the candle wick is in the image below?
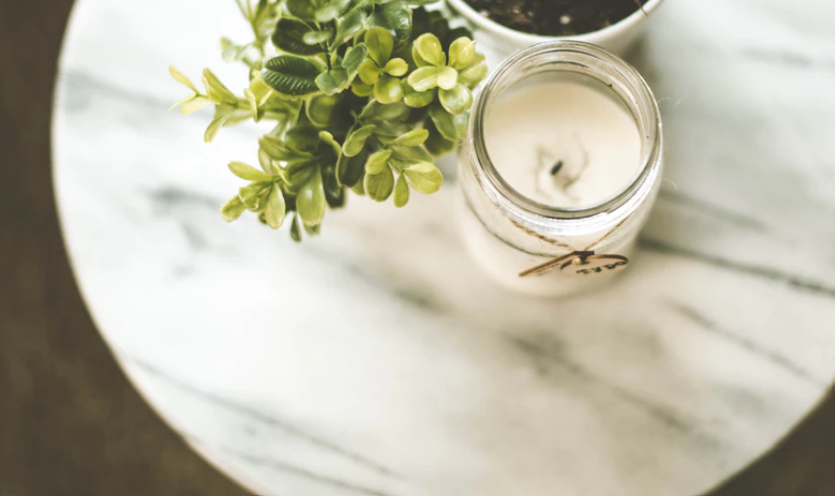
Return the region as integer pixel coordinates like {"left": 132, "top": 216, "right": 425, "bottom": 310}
{"left": 560, "top": 137, "right": 589, "bottom": 189}
{"left": 550, "top": 161, "right": 563, "bottom": 176}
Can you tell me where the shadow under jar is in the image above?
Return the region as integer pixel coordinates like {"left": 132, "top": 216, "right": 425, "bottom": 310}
{"left": 457, "top": 41, "right": 663, "bottom": 297}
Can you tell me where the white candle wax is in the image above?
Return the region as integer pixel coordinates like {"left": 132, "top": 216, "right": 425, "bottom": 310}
{"left": 485, "top": 82, "right": 642, "bottom": 208}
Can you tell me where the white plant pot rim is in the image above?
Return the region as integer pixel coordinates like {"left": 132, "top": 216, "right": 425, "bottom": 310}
{"left": 445, "top": 0, "right": 665, "bottom": 46}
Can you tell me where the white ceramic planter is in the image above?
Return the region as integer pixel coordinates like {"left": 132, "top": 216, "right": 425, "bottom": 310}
{"left": 445, "top": 0, "right": 665, "bottom": 57}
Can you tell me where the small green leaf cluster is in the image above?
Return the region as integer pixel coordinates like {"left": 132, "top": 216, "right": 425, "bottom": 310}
{"left": 170, "top": 0, "right": 487, "bottom": 240}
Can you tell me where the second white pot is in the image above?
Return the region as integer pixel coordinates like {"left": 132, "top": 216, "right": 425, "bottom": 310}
{"left": 445, "top": 0, "right": 666, "bottom": 58}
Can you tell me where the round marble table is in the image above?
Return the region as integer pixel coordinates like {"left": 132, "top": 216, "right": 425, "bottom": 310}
{"left": 54, "top": 0, "right": 835, "bottom": 495}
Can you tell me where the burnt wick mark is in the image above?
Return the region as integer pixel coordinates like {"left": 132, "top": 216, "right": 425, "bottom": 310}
{"left": 550, "top": 160, "right": 564, "bottom": 176}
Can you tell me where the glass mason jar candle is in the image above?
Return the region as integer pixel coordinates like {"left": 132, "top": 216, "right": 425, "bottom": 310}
{"left": 457, "top": 41, "right": 663, "bottom": 297}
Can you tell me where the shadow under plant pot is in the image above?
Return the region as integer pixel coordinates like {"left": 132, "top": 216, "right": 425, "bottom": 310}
{"left": 445, "top": 0, "right": 665, "bottom": 58}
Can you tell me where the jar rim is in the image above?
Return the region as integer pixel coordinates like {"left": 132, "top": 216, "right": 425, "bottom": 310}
{"left": 468, "top": 41, "right": 663, "bottom": 223}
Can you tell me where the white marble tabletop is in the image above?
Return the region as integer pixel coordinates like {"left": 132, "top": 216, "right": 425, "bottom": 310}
{"left": 54, "top": 0, "right": 835, "bottom": 495}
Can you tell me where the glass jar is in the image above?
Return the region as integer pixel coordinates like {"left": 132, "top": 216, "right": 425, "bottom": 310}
{"left": 457, "top": 41, "right": 663, "bottom": 297}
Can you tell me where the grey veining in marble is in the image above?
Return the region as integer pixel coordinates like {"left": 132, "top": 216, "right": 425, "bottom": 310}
{"left": 54, "top": 0, "right": 835, "bottom": 495}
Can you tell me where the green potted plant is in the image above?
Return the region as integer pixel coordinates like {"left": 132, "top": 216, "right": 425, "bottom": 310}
{"left": 170, "top": 0, "right": 487, "bottom": 240}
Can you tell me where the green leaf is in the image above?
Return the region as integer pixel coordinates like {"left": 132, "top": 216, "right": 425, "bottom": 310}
{"left": 318, "top": 130, "right": 343, "bottom": 161}
{"left": 390, "top": 144, "right": 433, "bottom": 168}
{"left": 403, "top": 162, "right": 443, "bottom": 194}
{"left": 290, "top": 214, "right": 303, "bottom": 241}
{"left": 322, "top": 164, "right": 345, "bottom": 208}
{"left": 221, "top": 196, "right": 247, "bottom": 222}
{"left": 351, "top": 80, "right": 374, "bottom": 97}
{"left": 383, "top": 58, "right": 408, "bottom": 76}
{"left": 357, "top": 58, "right": 381, "bottom": 85}
{"left": 262, "top": 56, "right": 320, "bottom": 98}
{"left": 364, "top": 165, "right": 394, "bottom": 202}
{"left": 365, "top": 149, "right": 391, "bottom": 174}
{"left": 438, "top": 84, "right": 472, "bottom": 115}
{"left": 336, "top": 146, "right": 367, "bottom": 186}
{"left": 411, "top": 41, "right": 432, "bottom": 68}
{"left": 296, "top": 171, "right": 326, "bottom": 226}
{"left": 315, "top": 68, "right": 349, "bottom": 95}
{"left": 316, "top": 45, "right": 366, "bottom": 95}
{"left": 436, "top": 66, "right": 458, "bottom": 90}
{"left": 457, "top": 53, "right": 488, "bottom": 89}
{"left": 342, "top": 44, "right": 369, "bottom": 74}
{"left": 367, "top": 2, "right": 411, "bottom": 47}
{"left": 314, "top": 0, "right": 350, "bottom": 22}
{"left": 413, "top": 33, "right": 445, "bottom": 67}
{"left": 169, "top": 66, "right": 197, "bottom": 92}
{"left": 393, "top": 173, "right": 409, "bottom": 207}
{"left": 373, "top": 122, "right": 411, "bottom": 139}
{"left": 204, "top": 114, "right": 230, "bottom": 143}
{"left": 445, "top": 26, "right": 475, "bottom": 48}
{"left": 402, "top": 82, "right": 434, "bottom": 108}
{"left": 286, "top": 164, "right": 315, "bottom": 194}
{"left": 448, "top": 37, "right": 476, "bottom": 70}
{"left": 253, "top": 186, "right": 273, "bottom": 213}
{"left": 284, "top": 0, "right": 317, "bottom": 21}
{"left": 169, "top": 96, "right": 194, "bottom": 113}
{"left": 229, "top": 161, "right": 273, "bottom": 181}
{"left": 333, "top": 9, "right": 367, "bottom": 45}
{"left": 424, "top": 119, "right": 456, "bottom": 156}
{"left": 253, "top": 0, "right": 278, "bottom": 38}
{"left": 259, "top": 135, "right": 314, "bottom": 161}
{"left": 386, "top": 128, "right": 428, "bottom": 148}
{"left": 248, "top": 76, "right": 275, "bottom": 105}
{"left": 221, "top": 37, "right": 254, "bottom": 62}
{"left": 343, "top": 124, "right": 376, "bottom": 156}
{"left": 239, "top": 182, "right": 271, "bottom": 211}
{"left": 407, "top": 66, "right": 443, "bottom": 92}
{"left": 303, "top": 222, "right": 321, "bottom": 235}
{"left": 259, "top": 145, "right": 273, "bottom": 172}
{"left": 268, "top": 102, "right": 304, "bottom": 134}
{"left": 374, "top": 74, "right": 403, "bottom": 104}
{"left": 429, "top": 101, "right": 468, "bottom": 140}
{"left": 245, "top": 89, "right": 260, "bottom": 121}
{"left": 325, "top": 187, "right": 346, "bottom": 209}
{"left": 306, "top": 93, "right": 340, "bottom": 127}
{"left": 365, "top": 26, "right": 393, "bottom": 66}
{"left": 174, "top": 96, "right": 211, "bottom": 115}
{"left": 351, "top": 176, "right": 366, "bottom": 196}
{"left": 259, "top": 146, "right": 280, "bottom": 176}
{"left": 359, "top": 100, "right": 410, "bottom": 123}
{"left": 265, "top": 186, "right": 287, "bottom": 229}
{"left": 203, "top": 104, "right": 252, "bottom": 143}
{"left": 286, "top": 122, "right": 322, "bottom": 151}
{"left": 202, "top": 69, "right": 238, "bottom": 105}
{"left": 303, "top": 30, "right": 334, "bottom": 45}
{"left": 272, "top": 18, "right": 321, "bottom": 56}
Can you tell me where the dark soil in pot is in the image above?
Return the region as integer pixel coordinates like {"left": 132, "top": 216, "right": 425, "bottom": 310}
{"left": 463, "top": 0, "right": 645, "bottom": 36}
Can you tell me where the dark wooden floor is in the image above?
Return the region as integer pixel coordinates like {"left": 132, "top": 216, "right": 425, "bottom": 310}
{"left": 0, "top": 1, "right": 833, "bottom": 495}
